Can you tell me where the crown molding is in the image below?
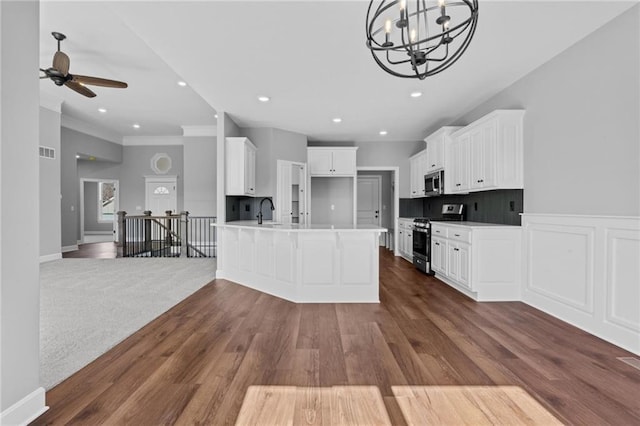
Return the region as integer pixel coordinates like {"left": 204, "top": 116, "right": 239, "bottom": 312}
{"left": 61, "top": 115, "right": 123, "bottom": 144}
{"left": 181, "top": 125, "right": 217, "bottom": 137}
{"left": 39, "top": 93, "right": 63, "bottom": 113}
{"left": 122, "top": 135, "right": 185, "bottom": 146}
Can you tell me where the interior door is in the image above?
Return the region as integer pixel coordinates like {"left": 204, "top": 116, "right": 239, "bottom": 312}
{"left": 145, "top": 177, "right": 178, "bottom": 215}
{"left": 357, "top": 176, "right": 382, "bottom": 245}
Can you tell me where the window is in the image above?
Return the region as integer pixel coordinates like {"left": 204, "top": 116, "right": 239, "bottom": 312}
{"left": 153, "top": 186, "right": 170, "bottom": 195}
{"left": 98, "top": 182, "right": 116, "bottom": 222}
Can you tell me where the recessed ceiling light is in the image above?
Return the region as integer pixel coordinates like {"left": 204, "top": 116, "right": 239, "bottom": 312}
{"left": 98, "top": 108, "right": 107, "bottom": 113}
{"left": 410, "top": 91, "right": 422, "bottom": 98}
{"left": 379, "top": 130, "right": 388, "bottom": 136}
{"left": 214, "top": 114, "right": 218, "bottom": 119}
{"left": 133, "top": 124, "right": 140, "bottom": 129}
{"left": 177, "top": 81, "right": 187, "bottom": 87}
{"left": 332, "top": 118, "right": 342, "bottom": 123}
{"left": 75, "top": 154, "right": 81, "bottom": 159}
{"left": 258, "top": 96, "right": 270, "bottom": 102}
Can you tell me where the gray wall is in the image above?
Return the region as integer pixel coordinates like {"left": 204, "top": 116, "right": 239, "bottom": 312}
{"left": 83, "top": 181, "right": 112, "bottom": 233}
{"left": 60, "top": 127, "right": 122, "bottom": 247}
{"left": 1, "top": 0, "right": 41, "bottom": 412}
{"left": 310, "top": 177, "right": 354, "bottom": 225}
{"left": 452, "top": 5, "right": 639, "bottom": 216}
{"left": 39, "top": 106, "right": 62, "bottom": 257}
{"left": 119, "top": 145, "right": 184, "bottom": 215}
{"left": 241, "top": 127, "right": 307, "bottom": 198}
{"left": 184, "top": 136, "right": 217, "bottom": 216}
{"left": 355, "top": 141, "right": 424, "bottom": 199}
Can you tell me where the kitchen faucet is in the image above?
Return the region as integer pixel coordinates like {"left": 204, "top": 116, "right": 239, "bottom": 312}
{"left": 257, "top": 197, "right": 275, "bottom": 225}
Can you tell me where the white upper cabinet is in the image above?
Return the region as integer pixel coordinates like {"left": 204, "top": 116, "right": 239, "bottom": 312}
{"left": 447, "top": 110, "right": 525, "bottom": 194}
{"left": 424, "top": 126, "right": 460, "bottom": 173}
{"left": 308, "top": 147, "right": 357, "bottom": 176}
{"left": 226, "top": 137, "right": 257, "bottom": 196}
{"left": 446, "top": 133, "right": 471, "bottom": 193}
{"left": 409, "top": 150, "right": 427, "bottom": 198}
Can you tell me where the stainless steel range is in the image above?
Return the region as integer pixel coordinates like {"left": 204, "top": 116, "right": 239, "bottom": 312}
{"left": 412, "top": 204, "right": 465, "bottom": 274}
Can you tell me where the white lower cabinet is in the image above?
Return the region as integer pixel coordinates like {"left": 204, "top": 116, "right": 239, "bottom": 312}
{"left": 397, "top": 218, "right": 414, "bottom": 262}
{"left": 431, "top": 222, "right": 521, "bottom": 301}
{"left": 431, "top": 236, "right": 447, "bottom": 274}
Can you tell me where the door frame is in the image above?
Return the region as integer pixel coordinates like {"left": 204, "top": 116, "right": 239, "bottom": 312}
{"left": 356, "top": 167, "right": 400, "bottom": 257}
{"left": 144, "top": 175, "right": 178, "bottom": 215}
{"left": 79, "top": 178, "right": 120, "bottom": 244}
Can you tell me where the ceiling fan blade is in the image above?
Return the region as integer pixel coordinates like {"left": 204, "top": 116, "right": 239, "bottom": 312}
{"left": 65, "top": 81, "right": 96, "bottom": 98}
{"left": 71, "top": 74, "right": 128, "bottom": 89}
{"left": 53, "top": 51, "right": 70, "bottom": 76}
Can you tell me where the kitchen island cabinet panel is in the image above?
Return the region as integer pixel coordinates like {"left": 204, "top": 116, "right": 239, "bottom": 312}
{"left": 215, "top": 222, "right": 385, "bottom": 303}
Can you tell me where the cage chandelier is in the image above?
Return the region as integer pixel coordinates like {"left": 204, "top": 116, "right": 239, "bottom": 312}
{"left": 365, "top": 0, "right": 479, "bottom": 79}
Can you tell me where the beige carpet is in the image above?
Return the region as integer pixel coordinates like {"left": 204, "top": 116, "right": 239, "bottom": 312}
{"left": 40, "top": 257, "right": 216, "bottom": 390}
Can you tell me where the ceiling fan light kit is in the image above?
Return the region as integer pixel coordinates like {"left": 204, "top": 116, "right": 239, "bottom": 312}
{"left": 365, "top": 0, "right": 479, "bottom": 79}
{"left": 40, "top": 32, "right": 128, "bottom": 98}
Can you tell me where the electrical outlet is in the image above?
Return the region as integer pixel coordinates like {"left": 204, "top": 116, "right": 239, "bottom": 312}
{"left": 509, "top": 201, "right": 515, "bottom": 212}
{"left": 474, "top": 202, "right": 478, "bottom": 211}
{"left": 331, "top": 204, "right": 335, "bottom": 211}
{"left": 245, "top": 205, "right": 250, "bottom": 212}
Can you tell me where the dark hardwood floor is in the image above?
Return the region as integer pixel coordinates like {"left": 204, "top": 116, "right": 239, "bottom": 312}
{"left": 34, "top": 249, "right": 639, "bottom": 425}
{"left": 62, "top": 242, "right": 117, "bottom": 259}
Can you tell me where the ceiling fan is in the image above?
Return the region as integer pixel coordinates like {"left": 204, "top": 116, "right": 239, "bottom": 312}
{"left": 40, "top": 32, "right": 128, "bottom": 98}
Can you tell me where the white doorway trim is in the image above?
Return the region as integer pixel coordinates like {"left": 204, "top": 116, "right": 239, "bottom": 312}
{"left": 357, "top": 167, "right": 400, "bottom": 257}
{"left": 79, "top": 178, "right": 119, "bottom": 244}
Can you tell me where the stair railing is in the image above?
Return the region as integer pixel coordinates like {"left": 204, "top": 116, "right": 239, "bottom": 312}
{"left": 117, "top": 211, "right": 216, "bottom": 258}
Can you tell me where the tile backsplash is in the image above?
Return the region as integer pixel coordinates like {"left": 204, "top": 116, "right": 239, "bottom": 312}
{"left": 226, "top": 196, "right": 274, "bottom": 222}
{"left": 400, "top": 189, "right": 523, "bottom": 225}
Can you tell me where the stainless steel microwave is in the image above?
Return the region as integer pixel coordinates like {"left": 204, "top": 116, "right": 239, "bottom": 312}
{"left": 424, "top": 170, "right": 444, "bottom": 197}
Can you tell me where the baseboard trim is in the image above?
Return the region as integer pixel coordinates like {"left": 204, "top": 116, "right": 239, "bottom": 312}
{"left": 61, "top": 245, "right": 78, "bottom": 253}
{"left": 84, "top": 231, "right": 113, "bottom": 235}
{"left": 0, "top": 387, "right": 48, "bottom": 426}
{"left": 40, "top": 253, "right": 62, "bottom": 263}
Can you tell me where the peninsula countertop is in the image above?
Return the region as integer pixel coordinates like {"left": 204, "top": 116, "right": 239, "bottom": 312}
{"left": 213, "top": 221, "right": 387, "bottom": 232}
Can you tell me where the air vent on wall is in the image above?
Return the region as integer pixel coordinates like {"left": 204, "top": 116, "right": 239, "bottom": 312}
{"left": 39, "top": 146, "right": 56, "bottom": 159}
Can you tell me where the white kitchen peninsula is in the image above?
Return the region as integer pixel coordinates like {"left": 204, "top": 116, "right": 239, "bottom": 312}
{"left": 213, "top": 221, "right": 386, "bottom": 303}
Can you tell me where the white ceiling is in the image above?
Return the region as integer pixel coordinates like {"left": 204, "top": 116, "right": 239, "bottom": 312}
{"left": 41, "top": 1, "right": 635, "bottom": 143}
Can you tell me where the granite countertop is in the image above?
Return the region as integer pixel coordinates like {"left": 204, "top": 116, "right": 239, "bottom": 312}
{"left": 214, "top": 221, "right": 387, "bottom": 232}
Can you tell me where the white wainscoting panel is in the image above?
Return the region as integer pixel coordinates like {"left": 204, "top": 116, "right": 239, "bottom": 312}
{"left": 274, "top": 233, "right": 296, "bottom": 284}
{"left": 523, "top": 214, "right": 640, "bottom": 355}
{"left": 340, "top": 234, "right": 373, "bottom": 285}
{"left": 606, "top": 228, "right": 640, "bottom": 334}
{"left": 526, "top": 224, "right": 595, "bottom": 313}
{"left": 239, "top": 229, "right": 255, "bottom": 273}
{"left": 256, "top": 230, "right": 275, "bottom": 278}
{"left": 300, "top": 236, "right": 336, "bottom": 286}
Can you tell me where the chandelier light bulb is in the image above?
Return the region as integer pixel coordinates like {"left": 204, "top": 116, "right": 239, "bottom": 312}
{"left": 400, "top": 0, "right": 406, "bottom": 10}
{"left": 410, "top": 28, "right": 417, "bottom": 43}
{"left": 438, "top": 0, "right": 445, "bottom": 7}
{"left": 385, "top": 19, "right": 392, "bottom": 34}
